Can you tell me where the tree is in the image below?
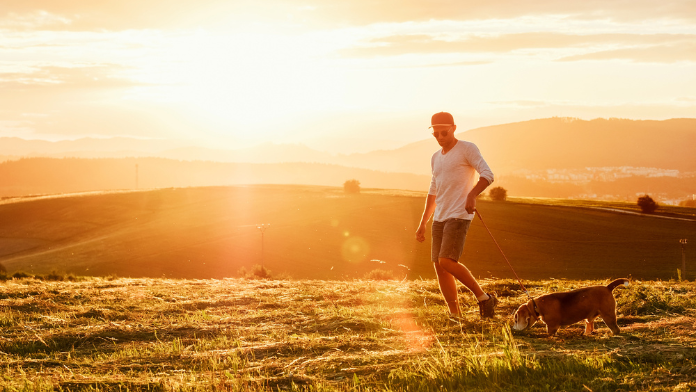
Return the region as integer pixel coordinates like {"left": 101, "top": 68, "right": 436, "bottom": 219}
{"left": 637, "top": 195, "right": 658, "bottom": 213}
{"left": 489, "top": 186, "right": 508, "bottom": 201}
{"left": 344, "top": 179, "right": 361, "bottom": 194}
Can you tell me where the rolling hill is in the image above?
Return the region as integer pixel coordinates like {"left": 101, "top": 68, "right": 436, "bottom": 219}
{"left": 0, "top": 136, "right": 185, "bottom": 156}
{"left": 1, "top": 185, "right": 693, "bottom": 280}
{"left": 334, "top": 117, "right": 696, "bottom": 176}
{"left": 2, "top": 117, "right": 696, "bottom": 201}
{"left": 0, "top": 157, "right": 429, "bottom": 197}
{"left": 4, "top": 118, "right": 695, "bottom": 177}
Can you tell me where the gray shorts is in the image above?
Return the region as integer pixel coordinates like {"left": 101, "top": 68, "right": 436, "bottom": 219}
{"left": 431, "top": 218, "right": 471, "bottom": 263}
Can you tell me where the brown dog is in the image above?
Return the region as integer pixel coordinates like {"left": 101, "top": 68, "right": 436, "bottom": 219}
{"left": 512, "top": 278, "right": 629, "bottom": 336}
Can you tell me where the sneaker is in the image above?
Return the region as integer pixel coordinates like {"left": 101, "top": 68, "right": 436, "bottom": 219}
{"left": 478, "top": 292, "right": 499, "bottom": 319}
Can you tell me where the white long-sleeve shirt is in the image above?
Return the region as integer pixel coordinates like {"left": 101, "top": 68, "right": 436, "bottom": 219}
{"left": 428, "top": 140, "right": 494, "bottom": 221}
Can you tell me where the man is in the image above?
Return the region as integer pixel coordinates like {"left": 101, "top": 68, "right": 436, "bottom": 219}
{"left": 415, "top": 112, "right": 498, "bottom": 319}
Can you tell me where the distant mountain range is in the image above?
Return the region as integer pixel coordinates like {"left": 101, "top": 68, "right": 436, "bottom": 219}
{"left": 3, "top": 118, "right": 695, "bottom": 177}
{"left": 1, "top": 118, "right": 694, "bottom": 201}
{"left": 0, "top": 136, "right": 186, "bottom": 156}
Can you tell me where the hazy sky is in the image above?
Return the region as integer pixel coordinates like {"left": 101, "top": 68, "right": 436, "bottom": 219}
{"left": 1, "top": 1, "right": 695, "bottom": 153}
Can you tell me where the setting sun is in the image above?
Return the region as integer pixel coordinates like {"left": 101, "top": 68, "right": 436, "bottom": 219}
{"left": 2, "top": 1, "right": 695, "bottom": 151}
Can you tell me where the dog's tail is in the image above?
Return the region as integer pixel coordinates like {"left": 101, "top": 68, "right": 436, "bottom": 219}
{"left": 607, "top": 278, "right": 630, "bottom": 292}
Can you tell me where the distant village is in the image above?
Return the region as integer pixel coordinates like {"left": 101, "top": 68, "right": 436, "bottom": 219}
{"left": 511, "top": 166, "right": 696, "bottom": 205}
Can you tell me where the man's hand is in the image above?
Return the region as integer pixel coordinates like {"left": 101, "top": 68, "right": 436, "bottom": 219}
{"left": 416, "top": 194, "right": 436, "bottom": 243}
{"left": 465, "top": 177, "right": 490, "bottom": 214}
{"left": 465, "top": 194, "right": 477, "bottom": 214}
{"left": 415, "top": 224, "right": 426, "bottom": 242}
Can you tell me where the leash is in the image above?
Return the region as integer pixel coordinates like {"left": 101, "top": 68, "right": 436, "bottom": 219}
{"left": 474, "top": 208, "right": 540, "bottom": 314}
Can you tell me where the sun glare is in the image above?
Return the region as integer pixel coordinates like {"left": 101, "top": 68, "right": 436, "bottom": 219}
{"left": 124, "top": 28, "right": 354, "bottom": 141}
{"left": 1, "top": 2, "right": 695, "bottom": 147}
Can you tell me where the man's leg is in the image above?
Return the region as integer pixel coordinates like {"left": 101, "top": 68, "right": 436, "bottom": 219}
{"left": 434, "top": 219, "right": 498, "bottom": 318}
{"left": 439, "top": 257, "right": 498, "bottom": 318}
{"left": 432, "top": 220, "right": 463, "bottom": 314}
{"left": 437, "top": 257, "right": 487, "bottom": 300}
{"left": 433, "top": 260, "right": 460, "bottom": 314}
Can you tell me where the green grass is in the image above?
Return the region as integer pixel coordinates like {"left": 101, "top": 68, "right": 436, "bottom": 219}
{"left": 0, "top": 277, "right": 695, "bottom": 391}
{"left": 0, "top": 185, "right": 694, "bottom": 281}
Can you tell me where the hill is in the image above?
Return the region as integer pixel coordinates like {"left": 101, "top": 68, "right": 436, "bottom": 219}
{"left": 0, "top": 136, "right": 185, "bottom": 156}
{"left": 1, "top": 156, "right": 695, "bottom": 202}
{"left": 5, "top": 118, "right": 695, "bottom": 176}
{"left": 3, "top": 117, "right": 695, "bottom": 201}
{"left": 1, "top": 276, "right": 694, "bottom": 390}
{"left": 0, "top": 157, "right": 429, "bottom": 197}
{"left": 1, "top": 185, "right": 694, "bottom": 280}
{"left": 329, "top": 117, "right": 696, "bottom": 176}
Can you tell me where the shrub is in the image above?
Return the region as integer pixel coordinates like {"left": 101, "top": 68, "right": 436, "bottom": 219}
{"left": 238, "top": 265, "right": 272, "bottom": 279}
{"left": 489, "top": 186, "right": 508, "bottom": 201}
{"left": 363, "top": 269, "right": 395, "bottom": 281}
{"left": 344, "top": 179, "right": 361, "bottom": 194}
{"left": 40, "top": 271, "right": 80, "bottom": 281}
{"left": 46, "top": 270, "right": 65, "bottom": 281}
{"left": 12, "top": 271, "right": 32, "bottom": 279}
{"left": 637, "top": 195, "right": 658, "bottom": 213}
{"left": 252, "top": 265, "right": 270, "bottom": 279}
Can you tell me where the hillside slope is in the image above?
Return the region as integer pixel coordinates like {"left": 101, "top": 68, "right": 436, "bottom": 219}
{"left": 0, "top": 185, "right": 693, "bottom": 280}
{"left": 3, "top": 118, "right": 695, "bottom": 177}
{"left": 0, "top": 158, "right": 429, "bottom": 197}
{"left": 337, "top": 118, "right": 696, "bottom": 175}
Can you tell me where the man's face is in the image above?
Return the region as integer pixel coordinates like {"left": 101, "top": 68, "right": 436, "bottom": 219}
{"left": 431, "top": 124, "right": 456, "bottom": 146}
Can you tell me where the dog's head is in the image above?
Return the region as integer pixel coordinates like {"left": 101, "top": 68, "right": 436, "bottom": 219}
{"left": 512, "top": 301, "right": 539, "bottom": 331}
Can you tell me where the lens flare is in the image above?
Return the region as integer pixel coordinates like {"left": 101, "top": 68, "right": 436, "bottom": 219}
{"left": 393, "top": 312, "right": 433, "bottom": 352}
{"left": 341, "top": 237, "right": 369, "bottom": 263}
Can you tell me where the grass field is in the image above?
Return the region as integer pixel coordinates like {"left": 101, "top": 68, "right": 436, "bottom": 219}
{"left": 1, "top": 276, "right": 695, "bottom": 391}
{"left": 0, "top": 185, "right": 694, "bottom": 281}
{"left": 507, "top": 196, "right": 696, "bottom": 221}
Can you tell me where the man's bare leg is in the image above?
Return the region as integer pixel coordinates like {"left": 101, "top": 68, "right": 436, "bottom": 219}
{"left": 438, "top": 257, "right": 487, "bottom": 300}
{"left": 434, "top": 261, "right": 461, "bottom": 314}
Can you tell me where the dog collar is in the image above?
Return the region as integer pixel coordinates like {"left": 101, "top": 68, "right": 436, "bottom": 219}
{"left": 527, "top": 298, "right": 541, "bottom": 319}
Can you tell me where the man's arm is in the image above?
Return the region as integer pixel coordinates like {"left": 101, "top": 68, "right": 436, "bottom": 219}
{"left": 463, "top": 143, "right": 494, "bottom": 214}
{"left": 465, "top": 177, "right": 491, "bottom": 214}
{"left": 415, "top": 194, "right": 436, "bottom": 242}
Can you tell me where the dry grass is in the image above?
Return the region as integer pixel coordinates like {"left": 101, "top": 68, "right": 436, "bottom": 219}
{"left": 1, "top": 277, "right": 695, "bottom": 391}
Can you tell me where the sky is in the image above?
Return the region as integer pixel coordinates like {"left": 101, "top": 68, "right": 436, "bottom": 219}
{"left": 1, "top": 0, "right": 695, "bottom": 153}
